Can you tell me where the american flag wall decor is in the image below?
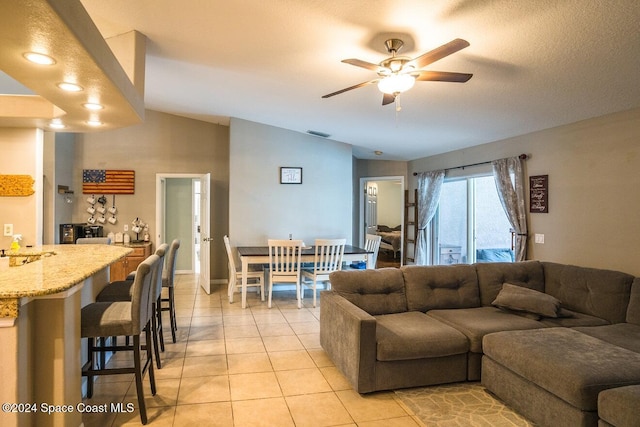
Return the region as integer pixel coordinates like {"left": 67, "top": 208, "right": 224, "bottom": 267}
{"left": 83, "top": 169, "right": 135, "bottom": 194}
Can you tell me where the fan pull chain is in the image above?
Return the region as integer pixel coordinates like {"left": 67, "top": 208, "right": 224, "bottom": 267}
{"left": 395, "top": 95, "right": 402, "bottom": 126}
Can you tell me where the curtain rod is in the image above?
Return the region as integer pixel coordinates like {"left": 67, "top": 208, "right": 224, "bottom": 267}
{"left": 412, "top": 153, "right": 528, "bottom": 176}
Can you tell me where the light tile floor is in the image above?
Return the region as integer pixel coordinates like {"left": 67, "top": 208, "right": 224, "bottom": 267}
{"left": 82, "top": 274, "right": 423, "bottom": 426}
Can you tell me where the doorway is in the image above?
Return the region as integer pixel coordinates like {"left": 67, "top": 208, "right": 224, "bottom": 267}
{"left": 156, "top": 173, "right": 211, "bottom": 292}
{"left": 359, "top": 176, "right": 404, "bottom": 266}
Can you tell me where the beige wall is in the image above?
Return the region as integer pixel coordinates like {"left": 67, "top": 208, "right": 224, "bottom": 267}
{"left": 0, "top": 128, "right": 43, "bottom": 248}
{"left": 408, "top": 107, "right": 640, "bottom": 276}
{"left": 74, "top": 110, "right": 230, "bottom": 280}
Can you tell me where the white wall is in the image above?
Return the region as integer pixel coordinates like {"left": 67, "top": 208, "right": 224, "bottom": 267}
{"left": 229, "top": 118, "right": 352, "bottom": 246}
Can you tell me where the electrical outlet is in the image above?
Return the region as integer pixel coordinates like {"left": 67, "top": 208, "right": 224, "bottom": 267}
{"left": 124, "top": 224, "right": 129, "bottom": 232}
{"left": 3, "top": 224, "right": 13, "bottom": 236}
{"left": 534, "top": 233, "right": 545, "bottom": 244}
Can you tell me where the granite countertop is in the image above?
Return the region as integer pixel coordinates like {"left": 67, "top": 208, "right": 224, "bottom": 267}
{"left": 0, "top": 244, "right": 132, "bottom": 299}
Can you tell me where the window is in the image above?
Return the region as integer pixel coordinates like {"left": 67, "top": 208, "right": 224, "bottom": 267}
{"left": 432, "top": 175, "right": 513, "bottom": 264}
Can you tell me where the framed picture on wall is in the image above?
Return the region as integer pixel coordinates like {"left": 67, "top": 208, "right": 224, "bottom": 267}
{"left": 280, "top": 167, "right": 302, "bottom": 184}
{"left": 529, "top": 174, "right": 548, "bottom": 213}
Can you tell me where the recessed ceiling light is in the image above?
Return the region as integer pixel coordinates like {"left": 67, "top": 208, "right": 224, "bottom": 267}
{"left": 374, "top": 150, "right": 383, "bottom": 156}
{"left": 57, "top": 82, "right": 83, "bottom": 92}
{"left": 23, "top": 52, "right": 56, "bottom": 65}
{"left": 86, "top": 120, "right": 102, "bottom": 126}
{"left": 83, "top": 102, "right": 104, "bottom": 111}
{"left": 49, "top": 120, "right": 66, "bottom": 129}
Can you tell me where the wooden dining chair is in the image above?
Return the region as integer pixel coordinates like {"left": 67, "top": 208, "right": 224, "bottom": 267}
{"left": 267, "top": 239, "right": 303, "bottom": 308}
{"left": 301, "top": 238, "right": 346, "bottom": 307}
{"left": 224, "top": 235, "right": 265, "bottom": 304}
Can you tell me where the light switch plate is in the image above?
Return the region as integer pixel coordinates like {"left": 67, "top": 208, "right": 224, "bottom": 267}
{"left": 534, "top": 233, "right": 545, "bottom": 244}
{"left": 3, "top": 224, "right": 13, "bottom": 236}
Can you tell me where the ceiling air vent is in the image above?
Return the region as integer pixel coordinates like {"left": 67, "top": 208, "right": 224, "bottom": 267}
{"left": 307, "top": 130, "right": 331, "bottom": 138}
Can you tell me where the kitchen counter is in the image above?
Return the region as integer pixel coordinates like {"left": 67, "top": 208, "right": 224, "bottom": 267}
{"left": 0, "top": 244, "right": 132, "bottom": 427}
{"left": 0, "top": 244, "right": 131, "bottom": 300}
{"left": 0, "top": 244, "right": 132, "bottom": 321}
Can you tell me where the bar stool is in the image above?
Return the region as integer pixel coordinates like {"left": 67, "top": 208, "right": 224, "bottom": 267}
{"left": 96, "top": 244, "right": 168, "bottom": 368}
{"left": 81, "top": 254, "right": 160, "bottom": 425}
{"left": 160, "top": 239, "right": 180, "bottom": 343}
{"left": 126, "top": 240, "right": 180, "bottom": 343}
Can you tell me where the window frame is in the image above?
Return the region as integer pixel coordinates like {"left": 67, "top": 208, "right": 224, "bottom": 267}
{"left": 430, "top": 169, "right": 511, "bottom": 265}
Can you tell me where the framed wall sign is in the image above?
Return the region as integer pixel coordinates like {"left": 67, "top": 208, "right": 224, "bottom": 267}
{"left": 529, "top": 174, "right": 548, "bottom": 213}
{"left": 280, "top": 167, "right": 302, "bottom": 184}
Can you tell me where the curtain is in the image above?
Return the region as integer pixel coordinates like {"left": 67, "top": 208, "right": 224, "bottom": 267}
{"left": 415, "top": 170, "right": 445, "bottom": 265}
{"left": 492, "top": 157, "right": 527, "bottom": 261}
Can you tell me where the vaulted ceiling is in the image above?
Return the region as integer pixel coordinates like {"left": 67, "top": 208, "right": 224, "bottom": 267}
{"left": 4, "top": 1, "right": 640, "bottom": 160}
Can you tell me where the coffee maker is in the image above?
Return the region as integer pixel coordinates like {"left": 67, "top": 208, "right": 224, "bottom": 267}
{"left": 59, "top": 223, "right": 104, "bottom": 244}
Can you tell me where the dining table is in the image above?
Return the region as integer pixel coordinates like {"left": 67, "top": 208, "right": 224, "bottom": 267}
{"left": 235, "top": 244, "right": 372, "bottom": 308}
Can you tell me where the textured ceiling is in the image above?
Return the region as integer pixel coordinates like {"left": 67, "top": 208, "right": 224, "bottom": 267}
{"left": 73, "top": 0, "right": 640, "bottom": 160}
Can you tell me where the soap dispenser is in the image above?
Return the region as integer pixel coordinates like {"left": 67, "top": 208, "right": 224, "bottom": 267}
{"left": 10, "top": 234, "right": 22, "bottom": 251}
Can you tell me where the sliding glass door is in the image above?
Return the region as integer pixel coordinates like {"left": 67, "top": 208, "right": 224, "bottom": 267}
{"left": 433, "top": 175, "right": 513, "bottom": 265}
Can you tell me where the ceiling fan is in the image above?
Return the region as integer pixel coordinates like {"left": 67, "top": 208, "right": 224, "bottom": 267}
{"left": 322, "top": 38, "right": 473, "bottom": 106}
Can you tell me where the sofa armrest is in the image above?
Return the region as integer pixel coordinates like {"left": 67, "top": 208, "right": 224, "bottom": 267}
{"left": 320, "top": 291, "right": 377, "bottom": 393}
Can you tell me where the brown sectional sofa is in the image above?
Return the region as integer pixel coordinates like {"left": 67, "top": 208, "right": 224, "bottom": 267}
{"left": 320, "top": 261, "right": 640, "bottom": 427}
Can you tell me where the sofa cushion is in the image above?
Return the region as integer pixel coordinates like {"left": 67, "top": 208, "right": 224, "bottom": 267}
{"left": 542, "top": 262, "right": 634, "bottom": 324}
{"left": 627, "top": 278, "right": 640, "bottom": 325}
{"left": 375, "top": 311, "right": 469, "bottom": 361}
{"left": 492, "top": 283, "right": 561, "bottom": 318}
{"left": 427, "top": 306, "right": 543, "bottom": 353}
{"left": 329, "top": 268, "right": 407, "bottom": 315}
{"left": 538, "top": 308, "right": 609, "bottom": 328}
{"left": 401, "top": 264, "right": 480, "bottom": 312}
{"left": 483, "top": 328, "right": 640, "bottom": 411}
{"left": 598, "top": 385, "right": 640, "bottom": 427}
{"left": 574, "top": 323, "right": 640, "bottom": 353}
{"left": 476, "top": 261, "right": 545, "bottom": 307}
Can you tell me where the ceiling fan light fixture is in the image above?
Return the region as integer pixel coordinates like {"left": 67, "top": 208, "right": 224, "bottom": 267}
{"left": 377, "top": 74, "right": 415, "bottom": 95}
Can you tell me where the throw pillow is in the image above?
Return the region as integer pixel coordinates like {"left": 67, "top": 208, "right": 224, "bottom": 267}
{"left": 492, "top": 283, "right": 561, "bottom": 318}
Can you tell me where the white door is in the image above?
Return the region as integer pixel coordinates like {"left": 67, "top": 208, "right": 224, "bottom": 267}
{"left": 365, "top": 182, "right": 378, "bottom": 236}
{"left": 198, "top": 173, "right": 211, "bottom": 293}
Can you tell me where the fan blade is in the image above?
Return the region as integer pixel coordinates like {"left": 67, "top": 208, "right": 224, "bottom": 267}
{"left": 342, "top": 58, "right": 387, "bottom": 73}
{"left": 382, "top": 93, "right": 396, "bottom": 106}
{"left": 415, "top": 71, "right": 473, "bottom": 83}
{"left": 411, "top": 38, "right": 470, "bottom": 69}
{"left": 322, "top": 80, "right": 378, "bottom": 98}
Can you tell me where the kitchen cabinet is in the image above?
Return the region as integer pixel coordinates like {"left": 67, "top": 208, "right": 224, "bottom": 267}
{"left": 110, "top": 242, "right": 152, "bottom": 281}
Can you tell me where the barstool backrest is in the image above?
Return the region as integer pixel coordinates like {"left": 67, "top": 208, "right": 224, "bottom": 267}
{"left": 131, "top": 254, "right": 159, "bottom": 335}
{"left": 164, "top": 239, "right": 181, "bottom": 288}
{"left": 153, "top": 244, "right": 169, "bottom": 299}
